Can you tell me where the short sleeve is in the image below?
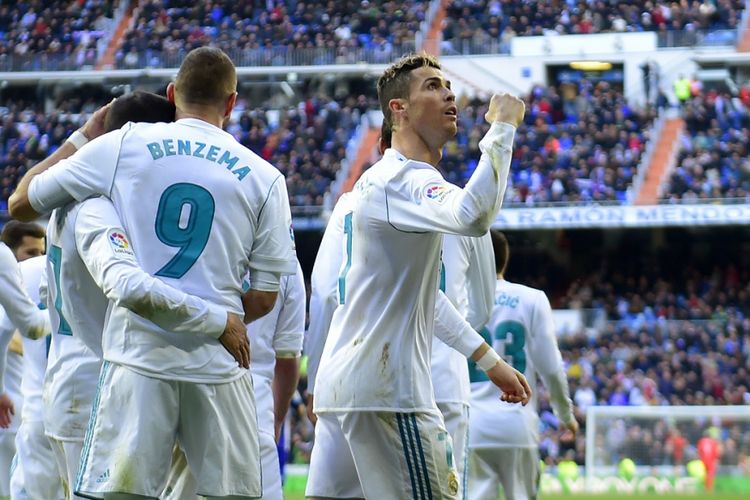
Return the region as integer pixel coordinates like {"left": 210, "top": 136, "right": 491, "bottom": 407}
{"left": 272, "top": 263, "right": 306, "bottom": 356}
{"left": 249, "top": 176, "right": 297, "bottom": 275}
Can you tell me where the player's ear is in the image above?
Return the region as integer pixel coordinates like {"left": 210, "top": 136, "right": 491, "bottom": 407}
{"left": 389, "top": 98, "right": 407, "bottom": 123}
{"left": 224, "top": 92, "right": 238, "bottom": 119}
{"left": 166, "top": 83, "right": 176, "bottom": 104}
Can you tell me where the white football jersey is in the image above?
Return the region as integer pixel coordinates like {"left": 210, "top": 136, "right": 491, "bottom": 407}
{"left": 45, "top": 196, "right": 242, "bottom": 438}
{"left": 305, "top": 194, "right": 352, "bottom": 396}
{"left": 248, "top": 261, "right": 306, "bottom": 435}
{"left": 433, "top": 232, "right": 495, "bottom": 405}
{"left": 17, "top": 256, "right": 49, "bottom": 424}
{"left": 469, "top": 279, "right": 573, "bottom": 449}
{"left": 314, "top": 122, "right": 515, "bottom": 412}
{"left": 29, "top": 119, "right": 297, "bottom": 382}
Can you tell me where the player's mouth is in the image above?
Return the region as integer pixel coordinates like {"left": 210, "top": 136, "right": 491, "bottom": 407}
{"left": 444, "top": 106, "right": 457, "bottom": 120}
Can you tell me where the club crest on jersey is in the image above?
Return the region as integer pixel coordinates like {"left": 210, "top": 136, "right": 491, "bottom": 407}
{"left": 424, "top": 183, "right": 453, "bottom": 204}
{"left": 108, "top": 230, "right": 135, "bottom": 257}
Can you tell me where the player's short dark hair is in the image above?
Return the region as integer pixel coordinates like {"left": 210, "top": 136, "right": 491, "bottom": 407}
{"left": 104, "top": 91, "right": 176, "bottom": 132}
{"left": 0, "top": 221, "right": 45, "bottom": 251}
{"left": 175, "top": 47, "right": 237, "bottom": 108}
{"left": 490, "top": 229, "right": 509, "bottom": 275}
{"left": 377, "top": 53, "right": 440, "bottom": 128}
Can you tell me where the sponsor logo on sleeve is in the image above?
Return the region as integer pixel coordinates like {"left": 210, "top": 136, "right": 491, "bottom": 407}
{"left": 108, "top": 230, "right": 136, "bottom": 258}
{"left": 424, "top": 183, "right": 454, "bottom": 204}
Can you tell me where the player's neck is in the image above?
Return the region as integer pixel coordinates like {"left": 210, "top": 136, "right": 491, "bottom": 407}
{"left": 175, "top": 107, "right": 225, "bottom": 129}
{"left": 497, "top": 273, "right": 504, "bottom": 280}
{"left": 391, "top": 129, "right": 442, "bottom": 167}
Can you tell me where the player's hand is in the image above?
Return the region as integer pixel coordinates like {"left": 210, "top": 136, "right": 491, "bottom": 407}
{"left": 0, "top": 393, "right": 14, "bottom": 429}
{"left": 218, "top": 312, "right": 250, "bottom": 369}
{"left": 561, "top": 418, "right": 579, "bottom": 441}
{"left": 306, "top": 394, "right": 317, "bottom": 426}
{"left": 486, "top": 359, "right": 531, "bottom": 405}
{"left": 79, "top": 100, "right": 114, "bottom": 140}
{"left": 485, "top": 93, "right": 525, "bottom": 128}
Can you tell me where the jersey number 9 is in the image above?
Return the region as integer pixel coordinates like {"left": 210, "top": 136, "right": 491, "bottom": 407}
{"left": 154, "top": 183, "right": 215, "bottom": 279}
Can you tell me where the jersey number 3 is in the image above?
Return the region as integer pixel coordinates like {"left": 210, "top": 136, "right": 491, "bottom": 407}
{"left": 469, "top": 320, "right": 527, "bottom": 383}
{"left": 154, "top": 183, "right": 215, "bottom": 279}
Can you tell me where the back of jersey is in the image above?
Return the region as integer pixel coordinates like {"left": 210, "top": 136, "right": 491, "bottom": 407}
{"left": 470, "top": 279, "right": 552, "bottom": 448}
{"left": 105, "top": 119, "right": 295, "bottom": 382}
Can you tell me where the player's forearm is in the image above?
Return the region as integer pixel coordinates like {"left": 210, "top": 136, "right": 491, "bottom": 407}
{"left": 544, "top": 372, "right": 574, "bottom": 425}
{"left": 241, "top": 289, "right": 278, "bottom": 324}
{"left": 273, "top": 357, "right": 300, "bottom": 430}
{"left": 8, "top": 141, "right": 78, "bottom": 221}
{"left": 0, "top": 269, "right": 51, "bottom": 340}
{"left": 434, "top": 290, "right": 485, "bottom": 357}
{"left": 452, "top": 122, "right": 515, "bottom": 234}
{"left": 99, "top": 262, "right": 227, "bottom": 338}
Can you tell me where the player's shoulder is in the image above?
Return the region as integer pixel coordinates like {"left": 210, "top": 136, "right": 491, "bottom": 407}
{"left": 18, "top": 255, "right": 45, "bottom": 274}
{"left": 499, "top": 279, "right": 546, "bottom": 300}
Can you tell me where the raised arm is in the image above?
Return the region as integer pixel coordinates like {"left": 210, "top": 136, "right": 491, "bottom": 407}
{"left": 8, "top": 104, "right": 112, "bottom": 221}
{"left": 384, "top": 94, "right": 525, "bottom": 236}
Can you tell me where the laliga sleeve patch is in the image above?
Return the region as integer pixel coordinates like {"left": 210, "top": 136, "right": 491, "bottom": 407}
{"left": 108, "top": 229, "right": 136, "bottom": 258}
{"left": 423, "top": 183, "right": 455, "bottom": 204}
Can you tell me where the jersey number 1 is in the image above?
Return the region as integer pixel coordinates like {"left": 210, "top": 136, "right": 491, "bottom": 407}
{"left": 338, "top": 211, "right": 353, "bottom": 304}
{"left": 154, "top": 183, "right": 215, "bottom": 279}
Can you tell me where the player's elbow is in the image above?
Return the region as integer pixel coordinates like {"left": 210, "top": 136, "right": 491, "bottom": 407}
{"left": 7, "top": 193, "right": 36, "bottom": 222}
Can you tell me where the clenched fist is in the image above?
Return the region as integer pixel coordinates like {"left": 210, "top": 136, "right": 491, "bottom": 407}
{"left": 485, "top": 93, "right": 525, "bottom": 128}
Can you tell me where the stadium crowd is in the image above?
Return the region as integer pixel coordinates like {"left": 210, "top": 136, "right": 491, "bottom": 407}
{"left": 0, "top": 90, "right": 376, "bottom": 210}
{"left": 442, "top": 0, "right": 746, "bottom": 54}
{"left": 0, "top": 0, "right": 115, "bottom": 71}
{"left": 440, "top": 81, "right": 654, "bottom": 205}
{"left": 665, "top": 90, "right": 750, "bottom": 202}
{"left": 117, "top": 0, "right": 426, "bottom": 68}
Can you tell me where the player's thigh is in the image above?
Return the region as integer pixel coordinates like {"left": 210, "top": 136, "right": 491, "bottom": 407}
{"left": 495, "top": 448, "right": 539, "bottom": 500}
{"left": 340, "top": 411, "right": 460, "bottom": 500}
{"left": 75, "top": 363, "right": 178, "bottom": 499}
{"left": 49, "top": 438, "right": 86, "bottom": 499}
{"left": 467, "top": 448, "right": 501, "bottom": 500}
{"left": 305, "top": 413, "right": 363, "bottom": 500}
{"left": 0, "top": 429, "right": 16, "bottom": 496}
{"left": 178, "top": 373, "right": 261, "bottom": 499}
{"left": 161, "top": 444, "right": 199, "bottom": 500}
{"left": 12, "top": 420, "right": 63, "bottom": 499}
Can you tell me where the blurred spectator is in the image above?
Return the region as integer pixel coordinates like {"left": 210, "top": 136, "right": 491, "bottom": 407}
{"left": 665, "top": 90, "right": 750, "bottom": 202}
{"left": 442, "top": 0, "right": 745, "bottom": 55}
{"left": 0, "top": 0, "right": 115, "bottom": 71}
{"left": 116, "top": 0, "right": 427, "bottom": 68}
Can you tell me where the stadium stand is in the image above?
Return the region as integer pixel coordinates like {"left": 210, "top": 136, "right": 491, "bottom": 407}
{"left": 664, "top": 91, "right": 750, "bottom": 202}
{"left": 442, "top": 0, "right": 746, "bottom": 55}
{"left": 440, "top": 81, "right": 655, "bottom": 205}
{"left": 0, "top": 90, "right": 377, "bottom": 211}
{"left": 0, "top": 0, "right": 116, "bottom": 71}
{"left": 116, "top": 0, "right": 426, "bottom": 68}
